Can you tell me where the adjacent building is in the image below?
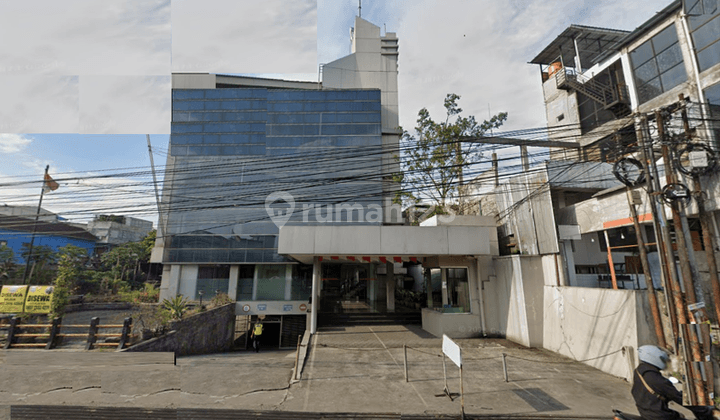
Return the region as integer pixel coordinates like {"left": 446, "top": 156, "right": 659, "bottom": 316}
{"left": 86, "top": 214, "right": 154, "bottom": 253}
{"left": 455, "top": 0, "right": 720, "bottom": 379}
{"left": 0, "top": 214, "right": 98, "bottom": 264}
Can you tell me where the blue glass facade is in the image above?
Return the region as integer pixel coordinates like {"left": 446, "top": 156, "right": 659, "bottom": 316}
{"left": 165, "top": 88, "right": 384, "bottom": 264}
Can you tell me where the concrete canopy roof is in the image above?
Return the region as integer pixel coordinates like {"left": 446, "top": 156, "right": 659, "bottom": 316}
{"left": 278, "top": 224, "right": 499, "bottom": 264}
{"left": 530, "top": 25, "right": 630, "bottom": 67}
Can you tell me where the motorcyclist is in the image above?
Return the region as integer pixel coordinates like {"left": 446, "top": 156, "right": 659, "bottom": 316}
{"left": 632, "top": 345, "right": 718, "bottom": 420}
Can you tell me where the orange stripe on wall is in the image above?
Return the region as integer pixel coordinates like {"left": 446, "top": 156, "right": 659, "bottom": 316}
{"left": 602, "top": 213, "right": 652, "bottom": 229}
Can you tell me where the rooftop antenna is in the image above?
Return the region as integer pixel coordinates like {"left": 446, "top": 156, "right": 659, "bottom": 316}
{"left": 358, "top": 0, "right": 361, "bottom": 17}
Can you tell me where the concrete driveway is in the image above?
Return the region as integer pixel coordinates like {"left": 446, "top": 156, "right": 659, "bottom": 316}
{"left": 0, "top": 324, "right": 655, "bottom": 419}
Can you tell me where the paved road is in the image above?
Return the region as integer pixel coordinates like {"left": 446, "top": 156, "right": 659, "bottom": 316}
{"left": 0, "top": 325, "right": 659, "bottom": 419}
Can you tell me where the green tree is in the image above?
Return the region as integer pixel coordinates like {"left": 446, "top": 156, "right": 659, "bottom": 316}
{"left": 0, "top": 244, "right": 17, "bottom": 282}
{"left": 52, "top": 245, "right": 90, "bottom": 317}
{"left": 395, "top": 93, "right": 507, "bottom": 213}
{"left": 98, "top": 230, "right": 156, "bottom": 292}
{"left": 20, "top": 244, "right": 57, "bottom": 284}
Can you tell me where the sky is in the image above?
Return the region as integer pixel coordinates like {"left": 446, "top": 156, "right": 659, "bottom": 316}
{"left": 0, "top": 0, "right": 670, "bottom": 226}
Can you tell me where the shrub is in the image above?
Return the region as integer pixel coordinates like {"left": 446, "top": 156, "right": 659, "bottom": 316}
{"left": 120, "top": 283, "right": 160, "bottom": 303}
{"left": 209, "top": 292, "right": 233, "bottom": 308}
{"left": 160, "top": 295, "right": 189, "bottom": 320}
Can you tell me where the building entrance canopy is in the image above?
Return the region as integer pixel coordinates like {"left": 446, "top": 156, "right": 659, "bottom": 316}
{"left": 278, "top": 223, "right": 499, "bottom": 264}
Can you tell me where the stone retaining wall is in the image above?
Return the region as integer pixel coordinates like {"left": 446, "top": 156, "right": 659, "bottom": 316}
{"left": 64, "top": 302, "right": 135, "bottom": 313}
{"left": 124, "top": 303, "right": 235, "bottom": 356}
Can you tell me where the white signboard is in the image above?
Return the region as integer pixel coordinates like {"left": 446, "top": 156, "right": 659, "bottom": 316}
{"left": 442, "top": 335, "right": 462, "bottom": 368}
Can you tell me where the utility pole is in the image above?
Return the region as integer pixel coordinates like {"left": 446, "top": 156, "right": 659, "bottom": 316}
{"left": 147, "top": 134, "right": 165, "bottom": 239}
{"left": 657, "top": 106, "right": 708, "bottom": 404}
{"left": 657, "top": 110, "right": 699, "bottom": 307}
{"left": 22, "top": 165, "right": 50, "bottom": 284}
{"left": 678, "top": 95, "right": 720, "bottom": 324}
{"left": 455, "top": 137, "right": 464, "bottom": 214}
{"left": 637, "top": 116, "right": 682, "bottom": 345}
{"left": 626, "top": 186, "right": 666, "bottom": 348}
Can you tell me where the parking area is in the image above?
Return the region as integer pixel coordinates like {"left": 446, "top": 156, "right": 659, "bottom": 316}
{"left": 0, "top": 324, "right": 647, "bottom": 419}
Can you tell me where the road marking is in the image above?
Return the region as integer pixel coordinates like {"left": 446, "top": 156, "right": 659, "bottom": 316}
{"left": 369, "top": 326, "right": 429, "bottom": 408}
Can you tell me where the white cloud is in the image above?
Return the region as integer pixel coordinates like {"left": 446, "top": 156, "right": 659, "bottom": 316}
{"left": 80, "top": 75, "right": 171, "bottom": 134}
{"left": 171, "top": 0, "right": 317, "bottom": 74}
{"left": 393, "top": 0, "right": 665, "bottom": 137}
{"left": 0, "top": 0, "right": 171, "bottom": 76}
{"left": 0, "top": 134, "right": 32, "bottom": 154}
{"left": 0, "top": 76, "right": 79, "bottom": 133}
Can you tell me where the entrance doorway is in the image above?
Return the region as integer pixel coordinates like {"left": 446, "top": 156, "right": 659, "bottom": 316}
{"left": 320, "top": 263, "right": 374, "bottom": 313}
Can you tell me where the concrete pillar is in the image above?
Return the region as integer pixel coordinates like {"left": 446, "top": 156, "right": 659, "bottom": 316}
{"left": 441, "top": 268, "right": 448, "bottom": 307}
{"left": 386, "top": 262, "right": 395, "bottom": 313}
{"left": 310, "top": 257, "right": 320, "bottom": 334}
{"left": 425, "top": 268, "right": 433, "bottom": 309}
{"left": 228, "top": 265, "right": 239, "bottom": 300}
{"left": 284, "top": 265, "right": 292, "bottom": 301}
{"left": 476, "top": 257, "right": 490, "bottom": 335}
{"left": 368, "top": 264, "right": 377, "bottom": 304}
{"left": 158, "top": 264, "right": 177, "bottom": 302}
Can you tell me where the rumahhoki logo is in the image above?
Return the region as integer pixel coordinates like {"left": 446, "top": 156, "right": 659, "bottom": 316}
{"left": 265, "top": 192, "right": 295, "bottom": 228}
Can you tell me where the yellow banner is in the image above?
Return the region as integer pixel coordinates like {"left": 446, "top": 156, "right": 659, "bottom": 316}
{"left": 0, "top": 285, "right": 28, "bottom": 313}
{"left": 24, "top": 285, "right": 54, "bottom": 314}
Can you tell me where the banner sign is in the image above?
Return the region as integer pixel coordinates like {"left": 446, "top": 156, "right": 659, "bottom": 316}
{"left": 24, "top": 285, "right": 54, "bottom": 314}
{"left": 0, "top": 285, "right": 29, "bottom": 313}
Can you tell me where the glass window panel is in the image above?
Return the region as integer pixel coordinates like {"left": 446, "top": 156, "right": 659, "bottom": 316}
{"left": 201, "top": 112, "right": 221, "bottom": 122}
{"left": 659, "top": 63, "right": 687, "bottom": 91}
{"left": 692, "top": 14, "right": 720, "bottom": 50}
{"left": 698, "top": 40, "right": 720, "bottom": 71}
{"left": 290, "top": 265, "right": 311, "bottom": 300}
{"left": 687, "top": 0, "right": 702, "bottom": 14}
{"left": 236, "top": 265, "right": 254, "bottom": 300}
{"left": 705, "top": 0, "right": 719, "bottom": 14}
{"left": 445, "top": 268, "right": 470, "bottom": 313}
{"left": 638, "top": 77, "right": 663, "bottom": 103}
{"left": 656, "top": 44, "right": 684, "bottom": 73}
{"left": 172, "top": 124, "right": 203, "bottom": 134}
{"left": 653, "top": 24, "right": 680, "bottom": 53}
{"left": 255, "top": 265, "right": 287, "bottom": 300}
{"left": 635, "top": 59, "right": 659, "bottom": 86}
{"left": 706, "top": 82, "right": 720, "bottom": 104}
{"left": 173, "top": 90, "right": 205, "bottom": 100}
{"left": 195, "top": 278, "right": 229, "bottom": 300}
{"left": 430, "top": 268, "right": 442, "bottom": 308}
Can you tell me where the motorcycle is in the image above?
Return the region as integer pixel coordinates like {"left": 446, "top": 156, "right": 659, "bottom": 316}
{"left": 612, "top": 410, "right": 641, "bottom": 420}
{"left": 613, "top": 408, "right": 720, "bottom": 420}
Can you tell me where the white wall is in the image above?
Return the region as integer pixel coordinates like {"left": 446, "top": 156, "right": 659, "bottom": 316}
{"left": 543, "top": 286, "right": 655, "bottom": 379}
{"left": 486, "top": 255, "right": 545, "bottom": 347}
{"left": 487, "top": 256, "right": 657, "bottom": 379}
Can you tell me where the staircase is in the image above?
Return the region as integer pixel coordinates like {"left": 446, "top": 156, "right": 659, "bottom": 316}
{"left": 555, "top": 69, "right": 630, "bottom": 118}
{"left": 318, "top": 310, "right": 421, "bottom": 327}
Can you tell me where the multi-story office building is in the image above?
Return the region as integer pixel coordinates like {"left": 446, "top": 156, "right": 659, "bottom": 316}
{"left": 153, "top": 17, "right": 400, "bottom": 346}
{"left": 153, "top": 17, "right": 501, "bottom": 347}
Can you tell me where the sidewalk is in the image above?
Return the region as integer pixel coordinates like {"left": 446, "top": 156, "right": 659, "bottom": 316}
{"left": 0, "top": 325, "right": 645, "bottom": 419}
